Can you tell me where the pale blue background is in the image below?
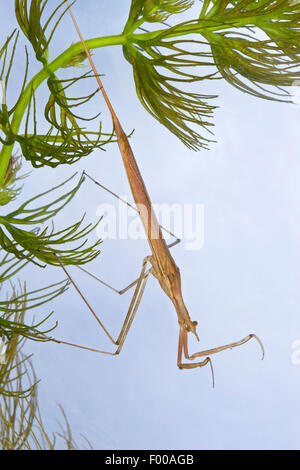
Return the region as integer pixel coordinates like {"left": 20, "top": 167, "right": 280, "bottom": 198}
{"left": 1, "top": 1, "right": 300, "bottom": 450}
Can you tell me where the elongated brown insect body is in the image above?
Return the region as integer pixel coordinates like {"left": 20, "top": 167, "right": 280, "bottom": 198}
{"left": 64, "top": 2, "right": 196, "bottom": 335}
{"left": 112, "top": 116, "right": 197, "bottom": 334}
{"left": 61, "top": 1, "right": 264, "bottom": 383}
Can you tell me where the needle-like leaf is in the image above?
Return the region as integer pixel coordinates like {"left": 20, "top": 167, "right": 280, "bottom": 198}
{"left": 16, "top": 72, "right": 116, "bottom": 168}
{"left": 0, "top": 173, "right": 102, "bottom": 266}
{"left": 124, "top": 0, "right": 194, "bottom": 33}
{"left": 123, "top": 33, "right": 217, "bottom": 149}
{"left": 15, "top": 0, "right": 71, "bottom": 64}
{"left": 200, "top": 0, "right": 300, "bottom": 100}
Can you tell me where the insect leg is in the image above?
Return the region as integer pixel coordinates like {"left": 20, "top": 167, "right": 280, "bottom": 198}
{"left": 83, "top": 170, "right": 181, "bottom": 246}
{"left": 177, "top": 328, "right": 264, "bottom": 386}
{"left": 55, "top": 255, "right": 116, "bottom": 345}
{"left": 50, "top": 257, "right": 150, "bottom": 356}
{"left": 183, "top": 331, "right": 265, "bottom": 362}
{"left": 177, "top": 327, "right": 215, "bottom": 386}
{"left": 75, "top": 264, "right": 151, "bottom": 296}
{"left": 115, "top": 257, "right": 150, "bottom": 353}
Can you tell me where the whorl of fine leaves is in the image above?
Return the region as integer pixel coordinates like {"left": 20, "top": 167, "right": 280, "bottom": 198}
{"left": 122, "top": 0, "right": 300, "bottom": 149}
{"left": 200, "top": 0, "right": 300, "bottom": 101}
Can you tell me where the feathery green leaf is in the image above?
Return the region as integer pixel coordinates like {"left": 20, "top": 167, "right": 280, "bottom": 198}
{"left": 199, "top": 0, "right": 300, "bottom": 100}
{"left": 16, "top": 73, "right": 116, "bottom": 168}
{"left": 14, "top": 0, "right": 71, "bottom": 64}
{"left": 0, "top": 173, "right": 102, "bottom": 267}
{"left": 124, "top": 0, "right": 194, "bottom": 33}
{"left": 123, "top": 30, "right": 217, "bottom": 149}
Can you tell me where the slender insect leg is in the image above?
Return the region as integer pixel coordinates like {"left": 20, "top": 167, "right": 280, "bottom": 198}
{"left": 51, "top": 257, "right": 150, "bottom": 356}
{"left": 75, "top": 264, "right": 151, "bottom": 295}
{"left": 167, "top": 238, "right": 181, "bottom": 249}
{"left": 83, "top": 170, "right": 181, "bottom": 245}
{"left": 177, "top": 327, "right": 215, "bottom": 386}
{"left": 75, "top": 237, "right": 179, "bottom": 295}
{"left": 55, "top": 255, "right": 116, "bottom": 345}
{"left": 56, "top": 256, "right": 116, "bottom": 344}
{"left": 115, "top": 259, "right": 150, "bottom": 353}
{"left": 183, "top": 330, "right": 265, "bottom": 362}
